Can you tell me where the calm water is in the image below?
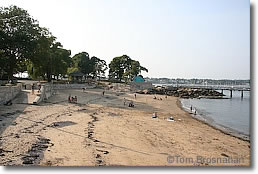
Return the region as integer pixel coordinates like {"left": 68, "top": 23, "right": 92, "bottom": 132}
{"left": 181, "top": 90, "right": 250, "bottom": 139}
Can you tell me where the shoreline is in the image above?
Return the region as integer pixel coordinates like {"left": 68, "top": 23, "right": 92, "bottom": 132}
{"left": 177, "top": 99, "right": 250, "bottom": 142}
{"left": 0, "top": 88, "right": 250, "bottom": 166}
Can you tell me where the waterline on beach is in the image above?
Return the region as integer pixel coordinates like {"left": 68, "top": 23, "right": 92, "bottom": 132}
{"left": 179, "top": 93, "right": 250, "bottom": 141}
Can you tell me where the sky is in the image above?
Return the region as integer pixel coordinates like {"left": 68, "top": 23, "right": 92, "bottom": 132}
{"left": 1, "top": 0, "right": 250, "bottom": 79}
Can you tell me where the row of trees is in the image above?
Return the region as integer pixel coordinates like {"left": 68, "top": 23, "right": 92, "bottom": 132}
{"left": 0, "top": 5, "right": 147, "bottom": 82}
{"left": 0, "top": 6, "right": 72, "bottom": 82}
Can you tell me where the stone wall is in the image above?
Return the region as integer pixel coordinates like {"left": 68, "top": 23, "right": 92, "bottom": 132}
{"left": 52, "top": 83, "right": 96, "bottom": 90}
{"left": 0, "top": 84, "right": 22, "bottom": 105}
{"left": 33, "top": 84, "right": 54, "bottom": 104}
{"left": 33, "top": 83, "right": 96, "bottom": 104}
{"left": 129, "top": 82, "right": 153, "bottom": 91}
{"left": 0, "top": 80, "right": 8, "bottom": 86}
{"left": 41, "top": 84, "right": 54, "bottom": 101}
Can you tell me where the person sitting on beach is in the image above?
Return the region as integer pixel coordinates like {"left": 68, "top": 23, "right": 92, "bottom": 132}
{"left": 153, "top": 96, "right": 157, "bottom": 99}
{"left": 128, "top": 101, "right": 134, "bottom": 107}
{"left": 152, "top": 112, "right": 157, "bottom": 118}
{"left": 82, "top": 87, "right": 86, "bottom": 92}
{"left": 74, "top": 96, "right": 77, "bottom": 103}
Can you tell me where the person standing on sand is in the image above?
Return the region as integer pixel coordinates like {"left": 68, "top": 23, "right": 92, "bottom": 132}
{"left": 123, "top": 98, "right": 126, "bottom": 106}
{"left": 134, "top": 93, "right": 137, "bottom": 99}
{"left": 190, "top": 105, "right": 193, "bottom": 112}
{"left": 31, "top": 83, "right": 35, "bottom": 95}
{"left": 102, "top": 90, "right": 105, "bottom": 96}
{"left": 37, "top": 81, "right": 41, "bottom": 93}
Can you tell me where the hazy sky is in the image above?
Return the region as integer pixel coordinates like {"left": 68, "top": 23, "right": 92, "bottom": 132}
{"left": 1, "top": 0, "right": 250, "bottom": 79}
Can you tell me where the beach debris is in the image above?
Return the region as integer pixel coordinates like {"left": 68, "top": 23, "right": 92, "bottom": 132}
{"left": 0, "top": 148, "right": 13, "bottom": 158}
{"left": 96, "top": 149, "right": 109, "bottom": 154}
{"left": 48, "top": 121, "right": 76, "bottom": 128}
{"left": 221, "top": 153, "right": 229, "bottom": 158}
{"left": 22, "top": 137, "right": 51, "bottom": 165}
{"left": 108, "top": 112, "right": 120, "bottom": 117}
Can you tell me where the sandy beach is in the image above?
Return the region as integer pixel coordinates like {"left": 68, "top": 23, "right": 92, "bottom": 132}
{"left": 0, "top": 87, "right": 250, "bottom": 166}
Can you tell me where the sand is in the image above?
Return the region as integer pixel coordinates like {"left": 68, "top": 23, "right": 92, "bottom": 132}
{"left": 0, "top": 88, "right": 250, "bottom": 166}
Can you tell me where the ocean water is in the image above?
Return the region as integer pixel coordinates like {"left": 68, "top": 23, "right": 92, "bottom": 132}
{"left": 181, "top": 90, "right": 250, "bottom": 139}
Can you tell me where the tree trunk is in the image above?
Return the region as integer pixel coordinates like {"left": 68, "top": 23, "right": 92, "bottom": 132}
{"left": 47, "top": 72, "right": 51, "bottom": 82}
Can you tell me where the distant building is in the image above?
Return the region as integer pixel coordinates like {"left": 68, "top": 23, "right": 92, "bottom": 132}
{"left": 132, "top": 75, "right": 145, "bottom": 82}
{"left": 130, "top": 75, "right": 152, "bottom": 91}
{"left": 69, "top": 71, "right": 85, "bottom": 82}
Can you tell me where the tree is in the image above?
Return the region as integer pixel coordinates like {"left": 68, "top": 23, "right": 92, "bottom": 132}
{"left": 108, "top": 55, "right": 148, "bottom": 82}
{"left": 50, "top": 42, "right": 72, "bottom": 79}
{"left": 27, "top": 33, "right": 72, "bottom": 82}
{"left": 0, "top": 5, "right": 42, "bottom": 80}
{"left": 91, "top": 56, "right": 107, "bottom": 79}
{"left": 108, "top": 55, "right": 130, "bottom": 81}
{"left": 71, "top": 52, "right": 92, "bottom": 76}
{"left": 70, "top": 52, "right": 107, "bottom": 79}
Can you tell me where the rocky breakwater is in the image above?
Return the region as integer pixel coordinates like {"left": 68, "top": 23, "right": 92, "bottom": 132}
{"left": 136, "top": 86, "right": 225, "bottom": 99}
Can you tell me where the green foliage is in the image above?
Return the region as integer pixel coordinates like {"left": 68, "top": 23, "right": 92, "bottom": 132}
{"left": 28, "top": 37, "right": 72, "bottom": 82}
{"left": 108, "top": 55, "right": 148, "bottom": 82}
{"left": 0, "top": 5, "right": 72, "bottom": 81}
{"left": 71, "top": 52, "right": 107, "bottom": 79}
{"left": 0, "top": 5, "right": 111, "bottom": 82}
{"left": 91, "top": 56, "right": 107, "bottom": 79}
{"left": 0, "top": 5, "right": 42, "bottom": 79}
{"left": 72, "top": 52, "right": 91, "bottom": 76}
